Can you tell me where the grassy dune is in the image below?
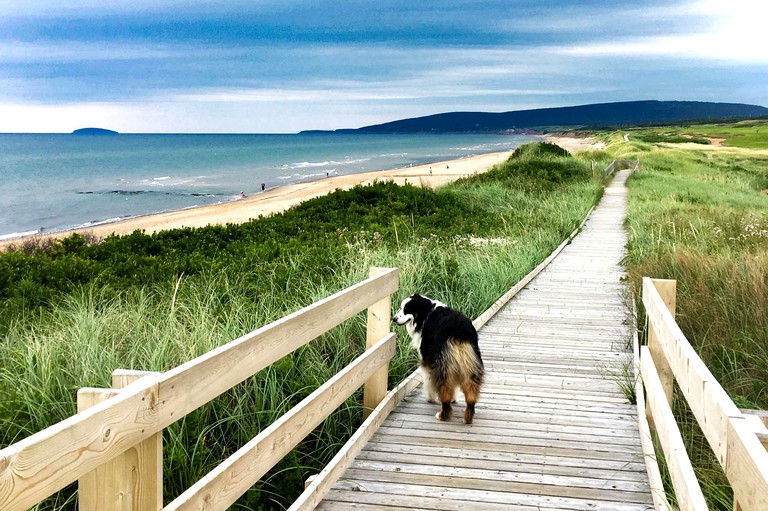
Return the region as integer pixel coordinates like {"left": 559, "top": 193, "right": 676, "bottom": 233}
{"left": 605, "top": 125, "right": 768, "bottom": 510}
{"left": 0, "top": 143, "right": 604, "bottom": 510}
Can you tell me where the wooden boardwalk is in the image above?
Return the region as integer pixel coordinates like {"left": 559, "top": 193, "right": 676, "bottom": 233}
{"left": 316, "top": 168, "right": 655, "bottom": 510}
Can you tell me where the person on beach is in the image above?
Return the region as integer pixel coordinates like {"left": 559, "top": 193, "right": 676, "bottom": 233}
{"left": 261, "top": 183, "right": 266, "bottom": 191}
{"left": 240, "top": 191, "right": 245, "bottom": 198}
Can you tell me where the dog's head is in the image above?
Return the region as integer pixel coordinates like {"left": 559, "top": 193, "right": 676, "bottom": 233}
{"left": 393, "top": 294, "right": 440, "bottom": 329}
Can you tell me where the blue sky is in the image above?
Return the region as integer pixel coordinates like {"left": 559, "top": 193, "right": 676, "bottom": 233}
{"left": 0, "top": 0, "right": 766, "bottom": 133}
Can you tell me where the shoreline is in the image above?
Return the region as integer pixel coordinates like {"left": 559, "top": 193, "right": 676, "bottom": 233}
{"left": 1, "top": 151, "right": 513, "bottom": 249}
{"left": 1, "top": 135, "right": 606, "bottom": 250}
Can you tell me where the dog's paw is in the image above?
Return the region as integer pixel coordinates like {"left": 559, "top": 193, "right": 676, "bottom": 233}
{"left": 427, "top": 397, "right": 438, "bottom": 404}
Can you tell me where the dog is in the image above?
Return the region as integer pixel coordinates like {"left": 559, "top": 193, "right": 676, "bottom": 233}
{"left": 393, "top": 294, "right": 484, "bottom": 423}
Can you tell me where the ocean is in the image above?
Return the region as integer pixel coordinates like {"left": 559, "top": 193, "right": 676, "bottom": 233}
{"left": 0, "top": 132, "right": 534, "bottom": 240}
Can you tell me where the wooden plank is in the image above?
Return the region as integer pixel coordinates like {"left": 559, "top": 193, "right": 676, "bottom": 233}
{"left": 341, "top": 467, "right": 652, "bottom": 504}
{"left": 373, "top": 426, "right": 642, "bottom": 456}
{"left": 323, "top": 482, "right": 651, "bottom": 511}
{"left": 725, "top": 416, "right": 768, "bottom": 511}
{"left": 356, "top": 448, "right": 648, "bottom": 481}
{"left": 0, "top": 268, "right": 399, "bottom": 511}
{"left": 387, "top": 409, "right": 642, "bottom": 437}
{"left": 163, "top": 332, "right": 396, "bottom": 511}
{"left": 363, "top": 267, "right": 394, "bottom": 418}
{"left": 632, "top": 301, "right": 673, "bottom": 511}
{"left": 111, "top": 370, "right": 163, "bottom": 511}
{"left": 384, "top": 415, "right": 642, "bottom": 447}
{"left": 77, "top": 371, "right": 163, "bottom": 511}
{"left": 640, "top": 347, "right": 707, "bottom": 510}
{"left": 288, "top": 370, "right": 422, "bottom": 511}
{"left": 77, "top": 388, "right": 128, "bottom": 511}
{"left": 347, "top": 459, "right": 651, "bottom": 493}
{"left": 0, "top": 376, "right": 160, "bottom": 511}
{"left": 646, "top": 279, "right": 676, "bottom": 408}
{"left": 362, "top": 441, "right": 647, "bottom": 473}
{"left": 366, "top": 432, "right": 644, "bottom": 464}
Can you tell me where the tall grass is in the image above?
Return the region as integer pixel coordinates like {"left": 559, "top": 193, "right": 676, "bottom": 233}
{"left": 613, "top": 131, "right": 768, "bottom": 510}
{"left": 0, "top": 143, "right": 605, "bottom": 510}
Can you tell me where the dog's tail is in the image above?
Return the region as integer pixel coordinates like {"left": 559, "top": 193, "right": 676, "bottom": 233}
{"left": 442, "top": 338, "right": 484, "bottom": 423}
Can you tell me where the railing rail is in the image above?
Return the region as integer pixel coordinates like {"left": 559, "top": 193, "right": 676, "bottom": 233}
{"left": 0, "top": 267, "right": 400, "bottom": 511}
{"left": 641, "top": 277, "right": 768, "bottom": 511}
{"left": 604, "top": 159, "right": 640, "bottom": 176}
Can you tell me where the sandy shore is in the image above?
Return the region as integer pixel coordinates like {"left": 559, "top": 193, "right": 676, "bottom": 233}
{"left": 1, "top": 151, "right": 513, "bottom": 248}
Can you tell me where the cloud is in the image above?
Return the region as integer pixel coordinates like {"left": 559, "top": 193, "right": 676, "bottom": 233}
{"left": 558, "top": 0, "right": 768, "bottom": 65}
{"left": 0, "top": 0, "right": 765, "bottom": 132}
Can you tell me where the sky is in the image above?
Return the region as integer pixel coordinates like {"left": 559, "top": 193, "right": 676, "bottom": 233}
{"left": 0, "top": 0, "right": 766, "bottom": 133}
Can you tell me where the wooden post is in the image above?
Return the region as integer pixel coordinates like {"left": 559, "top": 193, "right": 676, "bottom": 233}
{"left": 646, "top": 279, "right": 676, "bottom": 422}
{"left": 363, "top": 267, "right": 393, "bottom": 419}
{"left": 77, "top": 370, "right": 162, "bottom": 511}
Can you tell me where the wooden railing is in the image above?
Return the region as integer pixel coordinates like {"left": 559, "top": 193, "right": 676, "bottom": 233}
{"left": 604, "top": 159, "right": 641, "bottom": 176}
{"left": 640, "top": 277, "right": 768, "bottom": 511}
{"left": 0, "top": 267, "right": 400, "bottom": 511}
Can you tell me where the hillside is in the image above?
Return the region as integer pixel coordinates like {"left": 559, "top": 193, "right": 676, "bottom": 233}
{"left": 328, "top": 100, "right": 768, "bottom": 134}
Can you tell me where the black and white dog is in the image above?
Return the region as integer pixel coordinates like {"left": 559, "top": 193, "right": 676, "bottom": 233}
{"left": 393, "top": 294, "right": 484, "bottom": 423}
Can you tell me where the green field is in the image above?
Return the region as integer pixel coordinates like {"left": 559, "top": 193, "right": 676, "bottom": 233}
{"left": 626, "top": 118, "right": 768, "bottom": 148}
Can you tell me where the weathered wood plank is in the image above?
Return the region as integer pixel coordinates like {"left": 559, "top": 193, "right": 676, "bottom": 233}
{"left": 348, "top": 459, "right": 651, "bottom": 493}
{"left": 356, "top": 448, "right": 649, "bottom": 481}
{"left": 341, "top": 467, "right": 652, "bottom": 504}
{"left": 640, "top": 346, "right": 707, "bottom": 510}
{"left": 322, "top": 483, "right": 652, "bottom": 511}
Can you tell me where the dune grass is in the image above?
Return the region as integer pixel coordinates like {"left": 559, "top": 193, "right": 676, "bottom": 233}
{"left": 0, "top": 143, "right": 605, "bottom": 510}
{"left": 608, "top": 131, "right": 768, "bottom": 510}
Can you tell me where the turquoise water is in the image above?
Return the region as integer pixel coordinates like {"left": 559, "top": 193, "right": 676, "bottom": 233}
{"left": 0, "top": 132, "right": 533, "bottom": 239}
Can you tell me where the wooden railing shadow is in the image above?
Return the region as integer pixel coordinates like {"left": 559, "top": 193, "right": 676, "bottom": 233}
{"left": 0, "top": 267, "right": 404, "bottom": 511}
{"left": 639, "top": 277, "right": 768, "bottom": 511}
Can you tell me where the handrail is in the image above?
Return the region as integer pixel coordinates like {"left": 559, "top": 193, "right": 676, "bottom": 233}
{"left": 0, "top": 267, "right": 399, "bottom": 511}
{"left": 604, "top": 159, "right": 640, "bottom": 177}
{"left": 641, "top": 277, "right": 768, "bottom": 511}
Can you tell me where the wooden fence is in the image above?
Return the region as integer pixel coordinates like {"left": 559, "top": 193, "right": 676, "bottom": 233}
{"left": 640, "top": 277, "right": 768, "bottom": 511}
{"left": 0, "top": 267, "right": 401, "bottom": 511}
{"left": 604, "top": 159, "right": 641, "bottom": 176}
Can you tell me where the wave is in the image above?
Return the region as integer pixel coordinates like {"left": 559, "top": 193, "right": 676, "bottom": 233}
{"left": 0, "top": 230, "right": 40, "bottom": 241}
{"left": 76, "top": 190, "right": 225, "bottom": 198}
{"left": 284, "top": 157, "right": 371, "bottom": 170}
{"left": 277, "top": 171, "right": 330, "bottom": 181}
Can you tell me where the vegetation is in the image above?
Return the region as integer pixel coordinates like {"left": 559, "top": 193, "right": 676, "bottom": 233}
{"left": 608, "top": 128, "right": 768, "bottom": 509}
{"left": 0, "top": 143, "right": 604, "bottom": 510}
{"left": 626, "top": 118, "right": 768, "bottom": 148}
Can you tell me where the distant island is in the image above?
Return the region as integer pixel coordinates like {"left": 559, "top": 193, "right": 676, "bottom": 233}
{"left": 303, "top": 100, "right": 768, "bottom": 134}
{"left": 71, "top": 127, "right": 119, "bottom": 135}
